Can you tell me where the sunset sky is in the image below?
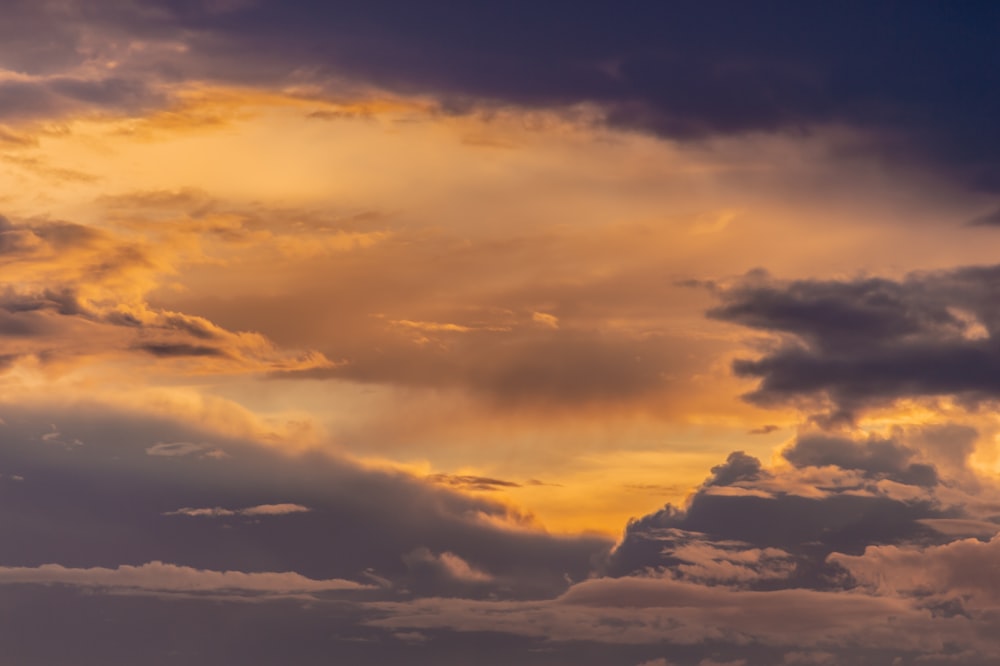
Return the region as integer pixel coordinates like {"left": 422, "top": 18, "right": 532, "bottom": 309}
{"left": 4, "top": 2, "right": 1000, "bottom": 664}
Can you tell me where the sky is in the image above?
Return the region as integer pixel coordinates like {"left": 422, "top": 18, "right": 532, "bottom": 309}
{"left": 3, "top": 1, "right": 1000, "bottom": 664}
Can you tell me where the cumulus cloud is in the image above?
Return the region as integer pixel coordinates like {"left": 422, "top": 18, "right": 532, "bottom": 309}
{"left": 603, "top": 425, "right": 998, "bottom": 585}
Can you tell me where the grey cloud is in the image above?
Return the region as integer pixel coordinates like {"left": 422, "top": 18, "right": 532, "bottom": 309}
{"left": 3, "top": 407, "right": 998, "bottom": 663}
{"left": 0, "top": 402, "right": 609, "bottom": 600}
{"left": 427, "top": 474, "right": 521, "bottom": 492}
{"left": 606, "top": 443, "right": 958, "bottom": 583}
{"left": 88, "top": 1, "right": 1000, "bottom": 193}
{"left": 831, "top": 534, "right": 1000, "bottom": 614}
{"left": 136, "top": 342, "right": 227, "bottom": 358}
{"left": 145, "top": 441, "right": 227, "bottom": 458}
{"left": 0, "top": 583, "right": 756, "bottom": 666}
{"left": 163, "top": 503, "right": 311, "bottom": 518}
{"left": 0, "top": 75, "right": 163, "bottom": 123}
{"left": 967, "top": 207, "right": 1000, "bottom": 227}
{"left": 704, "top": 450, "right": 762, "bottom": 488}
{"left": 0, "top": 213, "right": 332, "bottom": 374}
{"left": 784, "top": 434, "right": 938, "bottom": 487}
{"left": 707, "top": 267, "right": 1000, "bottom": 418}
{"left": 7, "top": 2, "right": 1000, "bottom": 193}
{"left": 366, "top": 576, "right": 983, "bottom": 655}
{"left": 0, "top": 560, "right": 368, "bottom": 597}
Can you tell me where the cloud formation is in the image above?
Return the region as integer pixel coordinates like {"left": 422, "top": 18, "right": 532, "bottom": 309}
{"left": 3, "top": 3, "right": 1000, "bottom": 664}
{"left": 0, "top": 560, "right": 368, "bottom": 597}
{"left": 708, "top": 266, "right": 1000, "bottom": 419}
{"left": 3, "top": 1, "right": 992, "bottom": 193}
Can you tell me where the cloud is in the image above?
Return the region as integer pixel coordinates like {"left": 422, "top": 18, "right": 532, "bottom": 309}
{"left": 163, "top": 503, "right": 312, "bottom": 518}
{"left": 707, "top": 266, "right": 1000, "bottom": 419}
{"left": 426, "top": 474, "right": 522, "bottom": 492}
{"left": 8, "top": 1, "right": 989, "bottom": 193}
{"left": 783, "top": 434, "right": 938, "bottom": 487}
{"left": 831, "top": 534, "right": 1000, "bottom": 610}
{"left": 0, "top": 72, "right": 163, "bottom": 123}
{"left": 0, "top": 401, "right": 610, "bottom": 600}
{"left": 3, "top": 3, "right": 997, "bottom": 200}
{"left": 281, "top": 324, "right": 686, "bottom": 409}
{"left": 137, "top": 342, "right": 227, "bottom": 358}
{"left": 354, "top": 437, "right": 1000, "bottom": 661}
{"left": 603, "top": 427, "right": 989, "bottom": 584}
{"left": 0, "top": 212, "right": 337, "bottom": 376}
{"left": 403, "top": 548, "right": 493, "bottom": 584}
{"left": 967, "top": 207, "right": 1000, "bottom": 227}
{"left": 4, "top": 404, "right": 999, "bottom": 663}
{"left": 531, "top": 312, "right": 559, "bottom": 329}
{"left": 145, "top": 441, "right": 228, "bottom": 458}
{"left": 366, "top": 576, "right": 977, "bottom": 651}
{"left": 0, "top": 560, "right": 368, "bottom": 597}
{"left": 704, "top": 450, "right": 763, "bottom": 487}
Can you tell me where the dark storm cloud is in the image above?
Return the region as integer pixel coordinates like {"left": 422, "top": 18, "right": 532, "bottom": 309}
{"left": 706, "top": 266, "right": 1000, "bottom": 417}
{"left": 92, "top": 0, "right": 1000, "bottom": 192}
{"left": 1, "top": 3, "right": 998, "bottom": 189}
{"left": 3, "top": 411, "right": 997, "bottom": 664}
{"left": 0, "top": 403, "right": 609, "bottom": 601}
{"left": 784, "top": 434, "right": 938, "bottom": 487}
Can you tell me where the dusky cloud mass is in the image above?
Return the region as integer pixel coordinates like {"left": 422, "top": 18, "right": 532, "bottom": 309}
{"left": 3, "top": 2, "right": 1000, "bottom": 664}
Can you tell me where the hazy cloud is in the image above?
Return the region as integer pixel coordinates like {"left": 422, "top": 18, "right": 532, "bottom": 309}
{"left": 163, "top": 503, "right": 312, "bottom": 518}
{"left": 0, "top": 560, "right": 368, "bottom": 597}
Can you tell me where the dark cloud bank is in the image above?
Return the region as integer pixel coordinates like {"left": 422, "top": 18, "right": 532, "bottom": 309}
{"left": 158, "top": 0, "right": 1000, "bottom": 192}
{"left": 707, "top": 266, "right": 1000, "bottom": 420}
{"left": 4, "top": 2, "right": 1000, "bottom": 193}
{"left": 3, "top": 400, "right": 1000, "bottom": 664}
